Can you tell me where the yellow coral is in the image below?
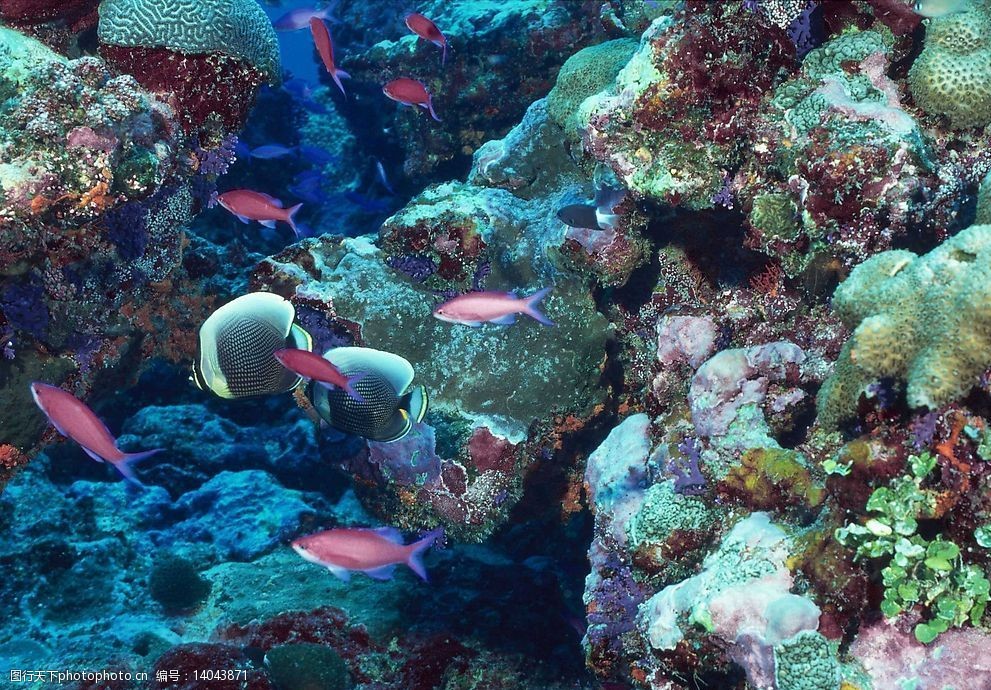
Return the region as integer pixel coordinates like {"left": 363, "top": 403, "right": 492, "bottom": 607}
{"left": 819, "top": 224, "right": 991, "bottom": 427}
{"left": 908, "top": 7, "right": 991, "bottom": 128}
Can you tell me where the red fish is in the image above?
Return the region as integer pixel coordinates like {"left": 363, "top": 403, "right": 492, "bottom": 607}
{"left": 433, "top": 288, "right": 555, "bottom": 327}
{"left": 309, "top": 18, "right": 350, "bottom": 96}
{"left": 273, "top": 348, "right": 367, "bottom": 403}
{"left": 405, "top": 12, "right": 447, "bottom": 65}
{"left": 217, "top": 190, "right": 303, "bottom": 236}
{"left": 291, "top": 526, "right": 443, "bottom": 581}
{"left": 273, "top": 5, "right": 336, "bottom": 32}
{"left": 30, "top": 382, "right": 162, "bottom": 484}
{"left": 382, "top": 78, "right": 441, "bottom": 122}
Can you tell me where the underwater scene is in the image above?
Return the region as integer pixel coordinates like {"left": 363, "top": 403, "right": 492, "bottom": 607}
{"left": 4, "top": 0, "right": 991, "bottom": 688}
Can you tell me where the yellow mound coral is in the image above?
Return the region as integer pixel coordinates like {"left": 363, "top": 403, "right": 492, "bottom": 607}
{"left": 818, "top": 224, "right": 991, "bottom": 427}
{"left": 908, "top": 4, "right": 991, "bottom": 129}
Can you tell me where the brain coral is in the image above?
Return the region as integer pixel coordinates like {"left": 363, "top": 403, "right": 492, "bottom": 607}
{"left": 818, "top": 224, "right": 991, "bottom": 427}
{"left": 908, "top": 5, "right": 991, "bottom": 129}
{"left": 546, "top": 38, "right": 638, "bottom": 133}
{"left": 97, "top": 0, "right": 280, "bottom": 83}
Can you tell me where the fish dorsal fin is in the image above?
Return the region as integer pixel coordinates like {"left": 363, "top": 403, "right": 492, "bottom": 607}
{"left": 322, "top": 347, "right": 414, "bottom": 394}
{"left": 374, "top": 408, "right": 412, "bottom": 442}
{"left": 406, "top": 385, "right": 428, "bottom": 423}
{"left": 257, "top": 192, "right": 284, "bottom": 208}
{"left": 288, "top": 323, "right": 313, "bottom": 351}
{"left": 371, "top": 526, "right": 405, "bottom": 544}
{"left": 209, "top": 293, "right": 296, "bottom": 338}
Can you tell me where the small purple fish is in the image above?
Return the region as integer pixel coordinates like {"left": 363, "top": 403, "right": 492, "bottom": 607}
{"left": 283, "top": 79, "right": 329, "bottom": 114}
{"left": 273, "top": 4, "right": 337, "bottom": 31}
{"left": 297, "top": 145, "right": 338, "bottom": 166}
{"left": 30, "top": 382, "right": 162, "bottom": 484}
{"left": 289, "top": 170, "right": 326, "bottom": 204}
{"left": 433, "top": 288, "right": 555, "bottom": 327}
{"left": 250, "top": 144, "right": 295, "bottom": 160}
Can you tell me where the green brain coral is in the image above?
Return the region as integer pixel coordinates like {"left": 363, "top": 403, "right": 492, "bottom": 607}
{"left": 97, "top": 0, "right": 281, "bottom": 83}
{"left": 818, "top": 224, "right": 991, "bottom": 427}
{"left": 908, "top": 5, "right": 991, "bottom": 129}
{"left": 547, "top": 38, "right": 638, "bottom": 132}
{"left": 627, "top": 480, "right": 713, "bottom": 549}
{"left": 773, "top": 631, "right": 839, "bottom": 690}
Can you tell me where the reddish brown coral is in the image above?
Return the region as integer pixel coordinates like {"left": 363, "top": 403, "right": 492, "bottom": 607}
{"left": 0, "top": 0, "right": 98, "bottom": 28}
{"left": 100, "top": 45, "right": 266, "bottom": 134}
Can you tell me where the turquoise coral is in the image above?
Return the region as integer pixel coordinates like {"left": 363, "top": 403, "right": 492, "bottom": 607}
{"left": 773, "top": 630, "right": 839, "bottom": 690}
{"left": 818, "top": 224, "right": 991, "bottom": 426}
{"left": 97, "top": 0, "right": 281, "bottom": 83}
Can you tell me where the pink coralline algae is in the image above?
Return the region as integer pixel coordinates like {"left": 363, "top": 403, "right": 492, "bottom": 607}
{"left": 688, "top": 342, "right": 806, "bottom": 447}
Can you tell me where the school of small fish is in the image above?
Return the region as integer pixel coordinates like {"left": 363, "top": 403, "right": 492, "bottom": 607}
{"left": 29, "top": 4, "right": 564, "bottom": 584}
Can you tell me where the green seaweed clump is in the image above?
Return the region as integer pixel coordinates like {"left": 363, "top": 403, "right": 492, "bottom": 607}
{"left": 835, "top": 453, "right": 990, "bottom": 644}
{"left": 265, "top": 643, "right": 351, "bottom": 690}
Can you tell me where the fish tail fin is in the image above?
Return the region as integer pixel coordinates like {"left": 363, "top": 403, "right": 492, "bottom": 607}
{"left": 344, "top": 370, "right": 368, "bottom": 404}
{"left": 332, "top": 69, "right": 349, "bottom": 96}
{"left": 116, "top": 448, "right": 162, "bottom": 485}
{"left": 441, "top": 42, "right": 447, "bottom": 66}
{"left": 406, "top": 527, "right": 444, "bottom": 582}
{"left": 523, "top": 287, "right": 555, "bottom": 326}
{"left": 427, "top": 97, "right": 442, "bottom": 122}
{"left": 286, "top": 203, "right": 303, "bottom": 235}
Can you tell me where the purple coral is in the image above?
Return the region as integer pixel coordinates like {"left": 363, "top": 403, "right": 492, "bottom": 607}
{"left": 671, "top": 438, "right": 707, "bottom": 495}
{"left": 105, "top": 201, "right": 150, "bottom": 260}
{"left": 388, "top": 255, "right": 436, "bottom": 283}
{"left": 1, "top": 276, "right": 50, "bottom": 338}
{"left": 195, "top": 134, "right": 239, "bottom": 177}
{"left": 787, "top": 2, "right": 821, "bottom": 59}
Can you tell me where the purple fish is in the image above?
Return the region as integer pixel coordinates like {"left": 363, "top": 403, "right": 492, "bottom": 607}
{"left": 250, "top": 144, "right": 295, "bottom": 159}
{"left": 30, "top": 382, "right": 162, "bottom": 484}
{"left": 289, "top": 170, "right": 326, "bottom": 204}
{"left": 283, "top": 78, "right": 329, "bottom": 114}
{"left": 273, "top": 3, "right": 337, "bottom": 31}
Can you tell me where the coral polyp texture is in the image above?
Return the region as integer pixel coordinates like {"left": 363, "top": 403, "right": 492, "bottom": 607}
{"left": 908, "top": 1, "right": 991, "bottom": 129}
{"left": 818, "top": 224, "right": 991, "bottom": 426}
{"left": 97, "top": 0, "right": 280, "bottom": 82}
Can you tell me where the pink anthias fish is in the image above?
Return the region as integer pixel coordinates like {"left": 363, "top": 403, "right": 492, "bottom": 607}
{"left": 309, "top": 17, "right": 350, "bottom": 96}
{"left": 217, "top": 190, "right": 303, "bottom": 237}
{"left": 273, "top": 348, "right": 367, "bottom": 403}
{"left": 30, "top": 382, "right": 162, "bottom": 484}
{"left": 292, "top": 526, "right": 443, "bottom": 581}
{"left": 405, "top": 12, "right": 447, "bottom": 65}
{"left": 382, "top": 78, "right": 441, "bottom": 122}
{"left": 272, "top": 4, "right": 336, "bottom": 31}
{"left": 433, "top": 288, "right": 555, "bottom": 327}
